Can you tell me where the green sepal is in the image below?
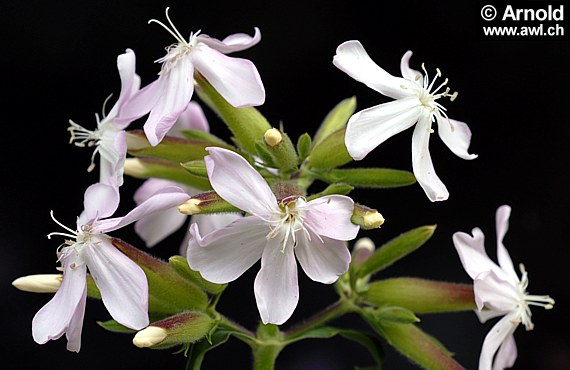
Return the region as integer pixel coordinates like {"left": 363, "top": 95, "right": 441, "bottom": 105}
{"left": 186, "top": 329, "right": 232, "bottom": 370}
{"left": 168, "top": 255, "right": 226, "bottom": 295}
{"left": 146, "top": 311, "right": 215, "bottom": 350}
{"left": 180, "top": 129, "right": 230, "bottom": 147}
{"left": 369, "top": 306, "right": 420, "bottom": 325}
{"left": 364, "top": 278, "right": 476, "bottom": 314}
{"left": 306, "top": 183, "right": 354, "bottom": 201}
{"left": 313, "top": 96, "right": 356, "bottom": 147}
{"left": 263, "top": 129, "right": 299, "bottom": 172}
{"left": 112, "top": 239, "right": 209, "bottom": 314}
{"left": 179, "top": 191, "right": 242, "bottom": 215}
{"left": 308, "top": 128, "right": 352, "bottom": 170}
{"left": 195, "top": 73, "right": 271, "bottom": 154}
{"left": 124, "top": 157, "right": 211, "bottom": 190}
{"left": 254, "top": 139, "right": 278, "bottom": 168}
{"left": 126, "top": 130, "right": 231, "bottom": 163}
{"left": 318, "top": 168, "right": 416, "bottom": 188}
{"left": 355, "top": 225, "right": 436, "bottom": 278}
{"left": 296, "top": 133, "right": 312, "bottom": 163}
{"left": 180, "top": 160, "right": 209, "bottom": 178}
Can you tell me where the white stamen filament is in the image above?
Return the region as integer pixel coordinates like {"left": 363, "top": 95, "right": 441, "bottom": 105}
{"left": 515, "top": 263, "right": 555, "bottom": 331}
{"left": 266, "top": 198, "right": 316, "bottom": 253}
{"left": 47, "top": 210, "right": 78, "bottom": 240}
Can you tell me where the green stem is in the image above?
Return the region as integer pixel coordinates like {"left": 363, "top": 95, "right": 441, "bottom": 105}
{"left": 252, "top": 343, "right": 283, "bottom": 370}
{"left": 284, "top": 299, "right": 353, "bottom": 339}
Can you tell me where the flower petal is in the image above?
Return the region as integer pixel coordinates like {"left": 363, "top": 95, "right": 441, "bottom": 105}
{"left": 83, "top": 237, "right": 149, "bottom": 330}
{"left": 204, "top": 147, "right": 278, "bottom": 217}
{"left": 345, "top": 97, "right": 421, "bottom": 160}
{"left": 436, "top": 116, "right": 478, "bottom": 160}
{"left": 186, "top": 217, "right": 267, "bottom": 283}
{"left": 171, "top": 101, "right": 210, "bottom": 135}
{"left": 95, "top": 186, "right": 189, "bottom": 233}
{"left": 135, "top": 207, "right": 187, "bottom": 247}
{"left": 98, "top": 128, "right": 127, "bottom": 186}
{"left": 304, "top": 195, "right": 359, "bottom": 240}
{"left": 32, "top": 250, "right": 87, "bottom": 350}
{"left": 411, "top": 113, "right": 449, "bottom": 201}
{"left": 190, "top": 212, "right": 243, "bottom": 236}
{"left": 77, "top": 182, "right": 120, "bottom": 227}
{"left": 493, "top": 334, "right": 517, "bottom": 370}
{"left": 192, "top": 44, "right": 265, "bottom": 107}
{"left": 110, "top": 49, "right": 142, "bottom": 128}
{"left": 474, "top": 270, "right": 519, "bottom": 312}
{"left": 295, "top": 231, "right": 350, "bottom": 284}
{"left": 333, "top": 40, "right": 417, "bottom": 100}
{"left": 144, "top": 57, "right": 195, "bottom": 146}
{"left": 197, "top": 27, "right": 261, "bottom": 54}
{"left": 400, "top": 50, "right": 423, "bottom": 84}
{"left": 115, "top": 78, "right": 160, "bottom": 127}
{"left": 478, "top": 313, "right": 518, "bottom": 370}
{"left": 495, "top": 205, "right": 518, "bottom": 281}
{"left": 254, "top": 236, "right": 299, "bottom": 325}
{"left": 453, "top": 228, "right": 498, "bottom": 280}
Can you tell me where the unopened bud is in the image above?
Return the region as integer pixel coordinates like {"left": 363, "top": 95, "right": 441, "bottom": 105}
{"left": 133, "top": 326, "right": 168, "bottom": 348}
{"left": 352, "top": 237, "right": 375, "bottom": 267}
{"left": 264, "top": 128, "right": 283, "bottom": 147}
{"left": 123, "top": 158, "right": 146, "bottom": 177}
{"left": 177, "top": 191, "right": 241, "bottom": 215}
{"left": 351, "top": 203, "right": 385, "bottom": 230}
{"left": 12, "top": 274, "right": 62, "bottom": 293}
{"left": 178, "top": 198, "right": 202, "bottom": 215}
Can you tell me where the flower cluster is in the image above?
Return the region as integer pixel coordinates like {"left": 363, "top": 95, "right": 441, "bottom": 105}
{"left": 13, "top": 7, "right": 553, "bottom": 370}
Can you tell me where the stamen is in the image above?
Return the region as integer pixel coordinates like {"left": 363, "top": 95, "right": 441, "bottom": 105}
{"left": 148, "top": 7, "right": 189, "bottom": 46}
{"left": 49, "top": 210, "right": 78, "bottom": 237}
{"left": 421, "top": 63, "right": 429, "bottom": 89}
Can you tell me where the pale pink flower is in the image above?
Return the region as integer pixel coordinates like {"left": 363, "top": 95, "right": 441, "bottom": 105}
{"left": 333, "top": 40, "right": 477, "bottom": 201}
{"left": 453, "top": 205, "right": 554, "bottom": 370}
{"left": 187, "top": 147, "right": 359, "bottom": 325}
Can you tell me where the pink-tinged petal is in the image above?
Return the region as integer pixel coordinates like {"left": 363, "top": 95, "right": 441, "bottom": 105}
{"left": 133, "top": 178, "right": 178, "bottom": 205}
{"left": 453, "top": 228, "right": 498, "bottom": 280}
{"left": 116, "top": 78, "right": 161, "bottom": 127}
{"left": 345, "top": 97, "right": 421, "bottom": 160}
{"left": 333, "top": 40, "right": 417, "bottom": 100}
{"left": 479, "top": 313, "right": 518, "bottom": 370}
{"left": 254, "top": 236, "right": 299, "bottom": 325}
{"left": 171, "top": 101, "right": 210, "bottom": 135}
{"left": 111, "top": 49, "right": 142, "bottom": 128}
{"left": 190, "top": 212, "right": 243, "bottom": 236}
{"left": 77, "top": 182, "right": 120, "bottom": 226}
{"left": 436, "top": 116, "right": 478, "bottom": 160}
{"left": 495, "top": 205, "right": 518, "bottom": 281}
{"left": 205, "top": 147, "right": 278, "bottom": 217}
{"left": 411, "top": 113, "right": 449, "bottom": 201}
{"left": 32, "top": 250, "right": 87, "bottom": 349}
{"left": 135, "top": 207, "right": 187, "bottom": 247}
{"left": 144, "top": 58, "right": 195, "bottom": 146}
{"left": 98, "top": 128, "right": 127, "bottom": 186}
{"left": 64, "top": 289, "right": 87, "bottom": 352}
{"left": 474, "top": 270, "right": 519, "bottom": 312}
{"left": 295, "top": 231, "right": 350, "bottom": 284}
{"left": 493, "top": 334, "right": 517, "bottom": 370}
{"left": 400, "top": 50, "right": 423, "bottom": 84}
{"left": 304, "top": 196, "right": 359, "bottom": 240}
{"left": 186, "top": 217, "right": 267, "bottom": 283}
{"left": 192, "top": 44, "right": 265, "bottom": 107}
{"left": 95, "top": 186, "right": 190, "bottom": 233}
{"left": 83, "top": 237, "right": 149, "bottom": 329}
{"left": 475, "top": 308, "right": 510, "bottom": 324}
{"left": 197, "top": 27, "right": 261, "bottom": 54}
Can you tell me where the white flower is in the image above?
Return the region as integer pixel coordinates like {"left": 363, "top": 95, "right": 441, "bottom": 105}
{"left": 333, "top": 40, "right": 477, "bottom": 201}
{"left": 453, "top": 205, "right": 554, "bottom": 370}
{"left": 186, "top": 147, "right": 359, "bottom": 325}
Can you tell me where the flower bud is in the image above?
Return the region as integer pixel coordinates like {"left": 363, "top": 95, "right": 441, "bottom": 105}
{"left": 12, "top": 274, "right": 62, "bottom": 293}
{"left": 132, "top": 311, "right": 214, "bottom": 349}
{"left": 351, "top": 203, "right": 385, "bottom": 229}
{"left": 351, "top": 237, "right": 375, "bottom": 267}
{"left": 260, "top": 128, "right": 298, "bottom": 172}
{"left": 124, "top": 157, "right": 210, "bottom": 190}
{"left": 264, "top": 128, "right": 282, "bottom": 147}
{"left": 178, "top": 191, "right": 241, "bottom": 215}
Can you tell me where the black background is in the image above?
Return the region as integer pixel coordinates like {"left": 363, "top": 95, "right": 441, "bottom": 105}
{"left": 2, "top": 1, "right": 569, "bottom": 369}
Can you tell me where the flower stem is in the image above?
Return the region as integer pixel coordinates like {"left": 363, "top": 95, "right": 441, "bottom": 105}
{"left": 284, "top": 299, "right": 354, "bottom": 339}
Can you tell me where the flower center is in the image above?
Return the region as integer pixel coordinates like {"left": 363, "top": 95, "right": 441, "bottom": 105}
{"left": 47, "top": 211, "right": 94, "bottom": 269}
{"left": 68, "top": 119, "right": 103, "bottom": 172}
{"left": 266, "top": 197, "right": 316, "bottom": 253}
{"left": 514, "top": 263, "right": 555, "bottom": 331}
{"left": 415, "top": 63, "right": 459, "bottom": 123}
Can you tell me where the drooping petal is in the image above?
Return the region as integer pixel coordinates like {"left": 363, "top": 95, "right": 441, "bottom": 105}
{"left": 110, "top": 49, "right": 142, "bottom": 128}
{"left": 192, "top": 44, "right": 265, "bottom": 107}
{"left": 186, "top": 217, "right": 267, "bottom": 283}
{"left": 333, "top": 40, "right": 417, "bottom": 100}
{"left": 411, "top": 113, "right": 449, "bottom": 201}
{"left": 64, "top": 288, "right": 87, "bottom": 352}
{"left": 98, "top": 128, "right": 127, "bottom": 186}
{"left": 115, "top": 77, "right": 161, "bottom": 127}
{"left": 473, "top": 270, "right": 519, "bottom": 312}
{"left": 83, "top": 237, "right": 149, "bottom": 330}
{"left": 95, "top": 186, "right": 189, "bottom": 233}
{"left": 304, "top": 195, "right": 359, "bottom": 240}
{"left": 254, "top": 236, "right": 299, "bottom": 325}
{"left": 475, "top": 308, "right": 510, "bottom": 324}
{"left": 495, "top": 205, "right": 518, "bottom": 282}
{"left": 204, "top": 147, "right": 278, "bottom": 217}
{"left": 436, "top": 116, "right": 478, "bottom": 160}
{"left": 77, "top": 182, "right": 120, "bottom": 227}
{"left": 345, "top": 97, "right": 422, "bottom": 160}
{"left": 32, "top": 250, "right": 87, "bottom": 349}
{"left": 400, "top": 50, "right": 423, "bottom": 85}
{"left": 171, "top": 101, "right": 210, "bottom": 135}
{"left": 478, "top": 313, "right": 518, "bottom": 370}
{"left": 295, "top": 231, "right": 351, "bottom": 284}
{"left": 493, "top": 334, "right": 517, "bottom": 370}
{"left": 133, "top": 178, "right": 179, "bottom": 204}
{"left": 453, "top": 228, "right": 499, "bottom": 280}
{"left": 197, "top": 27, "right": 261, "bottom": 54}
{"left": 144, "top": 57, "right": 195, "bottom": 146}
{"left": 135, "top": 207, "right": 187, "bottom": 247}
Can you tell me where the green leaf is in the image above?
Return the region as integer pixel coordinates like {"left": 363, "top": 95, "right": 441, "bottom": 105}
{"left": 313, "top": 97, "right": 356, "bottom": 146}
{"left": 355, "top": 226, "right": 436, "bottom": 278}
{"left": 186, "top": 330, "right": 232, "bottom": 370}
{"left": 306, "top": 183, "right": 354, "bottom": 201}
{"left": 296, "top": 133, "right": 312, "bottom": 162}
{"left": 308, "top": 128, "right": 352, "bottom": 170}
{"left": 97, "top": 320, "right": 136, "bottom": 334}
{"left": 320, "top": 168, "right": 416, "bottom": 188}
{"left": 364, "top": 278, "right": 475, "bottom": 314}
